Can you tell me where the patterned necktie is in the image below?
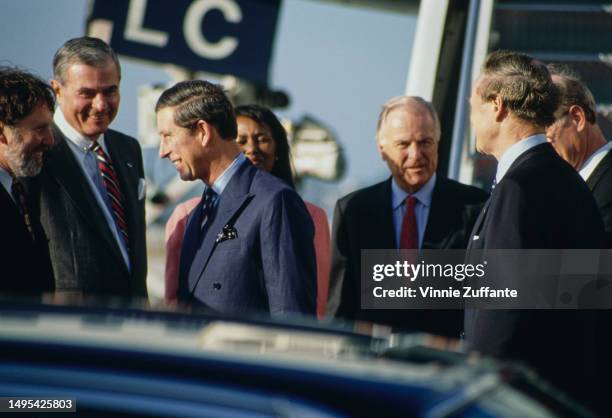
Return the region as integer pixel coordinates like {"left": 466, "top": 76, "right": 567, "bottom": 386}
{"left": 400, "top": 196, "right": 418, "bottom": 249}
{"left": 178, "top": 187, "right": 218, "bottom": 291}
{"left": 11, "top": 179, "right": 35, "bottom": 240}
{"left": 91, "top": 141, "right": 129, "bottom": 247}
{"left": 199, "top": 187, "right": 217, "bottom": 230}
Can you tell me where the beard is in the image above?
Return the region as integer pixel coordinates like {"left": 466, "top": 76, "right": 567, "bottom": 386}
{"left": 5, "top": 133, "right": 44, "bottom": 177}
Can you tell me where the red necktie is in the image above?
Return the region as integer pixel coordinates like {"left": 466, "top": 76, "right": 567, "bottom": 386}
{"left": 92, "top": 142, "right": 129, "bottom": 248}
{"left": 400, "top": 196, "right": 418, "bottom": 249}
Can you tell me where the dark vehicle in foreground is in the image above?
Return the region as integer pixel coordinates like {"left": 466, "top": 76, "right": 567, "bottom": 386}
{"left": 0, "top": 301, "right": 595, "bottom": 417}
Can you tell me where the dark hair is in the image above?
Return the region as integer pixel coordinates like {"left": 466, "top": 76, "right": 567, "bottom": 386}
{"left": 53, "top": 37, "right": 121, "bottom": 83}
{"left": 479, "top": 50, "right": 559, "bottom": 127}
{"left": 547, "top": 64, "right": 597, "bottom": 124}
{"left": 156, "top": 80, "right": 237, "bottom": 140}
{"left": 0, "top": 66, "right": 55, "bottom": 126}
{"left": 235, "top": 104, "right": 294, "bottom": 188}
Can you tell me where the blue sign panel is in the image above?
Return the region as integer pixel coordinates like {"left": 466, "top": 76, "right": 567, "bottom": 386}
{"left": 86, "top": 0, "right": 281, "bottom": 83}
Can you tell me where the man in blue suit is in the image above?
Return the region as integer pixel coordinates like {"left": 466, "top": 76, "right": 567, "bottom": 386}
{"left": 156, "top": 80, "right": 316, "bottom": 317}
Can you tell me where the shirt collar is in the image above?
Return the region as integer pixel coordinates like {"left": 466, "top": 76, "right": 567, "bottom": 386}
{"left": 0, "top": 167, "right": 13, "bottom": 195}
{"left": 496, "top": 134, "right": 547, "bottom": 183}
{"left": 209, "top": 152, "right": 247, "bottom": 196}
{"left": 579, "top": 141, "right": 612, "bottom": 180}
{"left": 392, "top": 172, "right": 436, "bottom": 210}
{"left": 54, "top": 108, "right": 105, "bottom": 153}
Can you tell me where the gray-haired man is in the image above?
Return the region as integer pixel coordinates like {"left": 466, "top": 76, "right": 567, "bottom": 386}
{"left": 25, "top": 37, "right": 147, "bottom": 298}
{"left": 546, "top": 65, "right": 612, "bottom": 247}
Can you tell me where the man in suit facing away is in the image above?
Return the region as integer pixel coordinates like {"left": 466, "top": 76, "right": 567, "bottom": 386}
{"left": 546, "top": 65, "right": 612, "bottom": 247}
{"left": 466, "top": 50, "right": 606, "bottom": 413}
{"left": 327, "top": 96, "right": 488, "bottom": 337}
{"left": 0, "top": 67, "right": 55, "bottom": 294}
{"left": 24, "top": 37, "right": 147, "bottom": 298}
{"left": 156, "top": 80, "right": 316, "bottom": 317}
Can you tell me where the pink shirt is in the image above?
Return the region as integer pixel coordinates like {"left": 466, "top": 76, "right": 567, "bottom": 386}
{"left": 164, "top": 198, "right": 331, "bottom": 318}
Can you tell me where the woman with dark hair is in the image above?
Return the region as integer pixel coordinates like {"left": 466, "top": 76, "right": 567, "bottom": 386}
{"left": 165, "top": 104, "right": 331, "bottom": 318}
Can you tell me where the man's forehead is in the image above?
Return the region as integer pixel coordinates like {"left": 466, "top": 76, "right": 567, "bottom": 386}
{"left": 382, "top": 107, "right": 432, "bottom": 130}
{"left": 62, "top": 60, "right": 119, "bottom": 85}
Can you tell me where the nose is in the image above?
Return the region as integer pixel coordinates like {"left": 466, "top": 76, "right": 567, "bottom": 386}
{"left": 242, "top": 138, "right": 259, "bottom": 156}
{"left": 159, "top": 138, "right": 169, "bottom": 159}
{"left": 406, "top": 142, "right": 422, "bottom": 162}
{"left": 92, "top": 93, "right": 109, "bottom": 113}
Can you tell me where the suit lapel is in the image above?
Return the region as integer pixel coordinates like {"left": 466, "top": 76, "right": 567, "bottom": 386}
{"left": 423, "top": 177, "right": 451, "bottom": 249}
{"left": 376, "top": 179, "right": 396, "bottom": 248}
{"left": 0, "top": 184, "right": 30, "bottom": 238}
{"left": 467, "top": 143, "right": 550, "bottom": 250}
{"left": 586, "top": 149, "right": 612, "bottom": 191}
{"left": 188, "top": 161, "right": 255, "bottom": 289}
{"left": 48, "top": 128, "right": 126, "bottom": 268}
{"left": 467, "top": 197, "right": 491, "bottom": 250}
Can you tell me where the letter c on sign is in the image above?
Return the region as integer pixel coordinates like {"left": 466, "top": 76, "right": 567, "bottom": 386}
{"left": 184, "top": 0, "right": 242, "bottom": 60}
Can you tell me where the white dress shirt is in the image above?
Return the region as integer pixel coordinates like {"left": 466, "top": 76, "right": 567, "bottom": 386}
{"left": 579, "top": 141, "right": 612, "bottom": 181}
{"left": 54, "top": 109, "right": 130, "bottom": 269}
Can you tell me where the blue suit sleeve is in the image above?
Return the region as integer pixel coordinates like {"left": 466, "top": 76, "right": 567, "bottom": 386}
{"left": 260, "top": 189, "right": 317, "bottom": 316}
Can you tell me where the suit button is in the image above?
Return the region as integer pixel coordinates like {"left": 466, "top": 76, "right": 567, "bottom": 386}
{"left": 213, "top": 282, "right": 222, "bottom": 290}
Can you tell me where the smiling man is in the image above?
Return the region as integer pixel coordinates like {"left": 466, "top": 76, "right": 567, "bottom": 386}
{"left": 156, "top": 80, "right": 316, "bottom": 317}
{"left": 24, "top": 37, "right": 147, "bottom": 299}
{"left": 327, "top": 96, "right": 488, "bottom": 336}
{"left": 0, "top": 67, "right": 55, "bottom": 294}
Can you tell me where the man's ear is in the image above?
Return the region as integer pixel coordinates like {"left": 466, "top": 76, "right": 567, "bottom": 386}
{"left": 50, "top": 79, "right": 62, "bottom": 100}
{"left": 568, "top": 104, "right": 587, "bottom": 132}
{"left": 195, "top": 119, "right": 212, "bottom": 147}
{"left": 376, "top": 139, "right": 387, "bottom": 161}
{"left": 493, "top": 95, "right": 508, "bottom": 122}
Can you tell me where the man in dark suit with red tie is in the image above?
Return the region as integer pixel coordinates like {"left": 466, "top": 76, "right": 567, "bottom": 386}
{"left": 24, "top": 37, "right": 147, "bottom": 299}
{"left": 0, "top": 67, "right": 55, "bottom": 294}
{"left": 327, "top": 96, "right": 488, "bottom": 337}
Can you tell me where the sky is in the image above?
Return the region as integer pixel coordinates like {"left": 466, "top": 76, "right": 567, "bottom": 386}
{"left": 0, "top": 0, "right": 417, "bottom": 216}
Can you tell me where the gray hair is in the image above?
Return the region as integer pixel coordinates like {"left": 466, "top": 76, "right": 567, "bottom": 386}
{"left": 53, "top": 37, "right": 121, "bottom": 84}
{"left": 478, "top": 50, "right": 559, "bottom": 127}
{"left": 547, "top": 64, "right": 597, "bottom": 124}
{"left": 376, "top": 96, "right": 441, "bottom": 141}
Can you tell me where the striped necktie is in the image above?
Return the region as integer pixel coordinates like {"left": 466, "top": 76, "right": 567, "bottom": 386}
{"left": 91, "top": 141, "right": 129, "bottom": 247}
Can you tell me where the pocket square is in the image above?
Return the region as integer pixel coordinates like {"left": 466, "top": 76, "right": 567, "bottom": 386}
{"left": 216, "top": 224, "right": 237, "bottom": 243}
{"left": 138, "top": 178, "right": 146, "bottom": 200}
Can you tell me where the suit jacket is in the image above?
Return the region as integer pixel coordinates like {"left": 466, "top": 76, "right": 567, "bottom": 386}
{"left": 586, "top": 148, "right": 612, "bottom": 248}
{"left": 165, "top": 199, "right": 329, "bottom": 318}
{"left": 327, "top": 176, "right": 488, "bottom": 337}
{"left": 0, "top": 185, "right": 54, "bottom": 294}
{"left": 23, "top": 125, "right": 147, "bottom": 298}
{"left": 178, "top": 160, "right": 316, "bottom": 317}
{"left": 464, "top": 143, "right": 606, "bottom": 412}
